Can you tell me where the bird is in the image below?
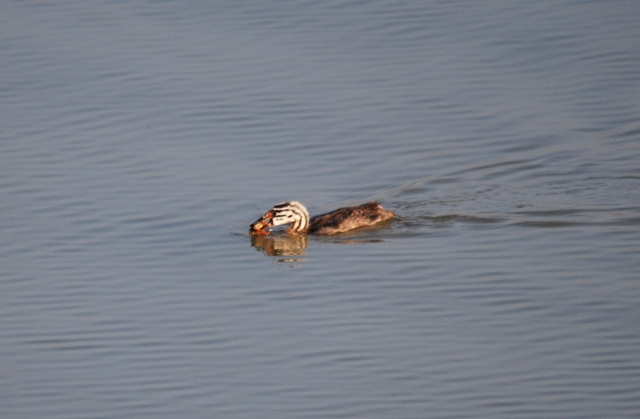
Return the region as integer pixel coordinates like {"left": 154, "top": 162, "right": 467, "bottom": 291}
{"left": 250, "top": 201, "right": 394, "bottom": 236}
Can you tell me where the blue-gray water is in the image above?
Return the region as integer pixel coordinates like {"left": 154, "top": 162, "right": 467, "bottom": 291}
{"left": 2, "top": 1, "right": 640, "bottom": 418}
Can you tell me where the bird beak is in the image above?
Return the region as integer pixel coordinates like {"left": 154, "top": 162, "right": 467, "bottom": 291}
{"left": 250, "top": 211, "right": 274, "bottom": 235}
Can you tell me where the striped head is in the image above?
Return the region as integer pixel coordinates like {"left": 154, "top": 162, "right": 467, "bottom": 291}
{"left": 249, "top": 201, "right": 310, "bottom": 235}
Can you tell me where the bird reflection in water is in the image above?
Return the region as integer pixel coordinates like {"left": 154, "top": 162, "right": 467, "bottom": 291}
{"left": 250, "top": 233, "right": 308, "bottom": 264}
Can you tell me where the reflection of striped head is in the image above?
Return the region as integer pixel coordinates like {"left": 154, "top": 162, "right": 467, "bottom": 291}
{"left": 270, "top": 201, "right": 310, "bottom": 233}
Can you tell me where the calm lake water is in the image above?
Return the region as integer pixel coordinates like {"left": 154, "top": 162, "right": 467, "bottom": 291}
{"left": 2, "top": 1, "right": 640, "bottom": 418}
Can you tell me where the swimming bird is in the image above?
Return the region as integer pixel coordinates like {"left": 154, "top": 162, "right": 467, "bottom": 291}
{"left": 250, "top": 201, "right": 394, "bottom": 236}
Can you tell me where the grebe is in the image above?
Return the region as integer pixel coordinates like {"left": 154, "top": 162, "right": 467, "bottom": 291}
{"left": 250, "top": 201, "right": 395, "bottom": 236}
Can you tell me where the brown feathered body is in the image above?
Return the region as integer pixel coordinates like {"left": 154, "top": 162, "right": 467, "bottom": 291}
{"left": 308, "top": 202, "right": 394, "bottom": 235}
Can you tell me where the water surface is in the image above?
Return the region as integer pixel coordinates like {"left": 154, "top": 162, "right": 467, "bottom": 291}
{"left": 1, "top": 1, "right": 639, "bottom": 418}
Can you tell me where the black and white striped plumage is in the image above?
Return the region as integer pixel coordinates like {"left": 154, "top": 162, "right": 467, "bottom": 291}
{"left": 270, "top": 201, "right": 310, "bottom": 233}
{"left": 250, "top": 201, "right": 394, "bottom": 236}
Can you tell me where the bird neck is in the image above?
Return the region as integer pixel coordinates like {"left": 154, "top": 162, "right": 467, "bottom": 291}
{"left": 284, "top": 201, "right": 309, "bottom": 233}
{"left": 290, "top": 214, "right": 309, "bottom": 233}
